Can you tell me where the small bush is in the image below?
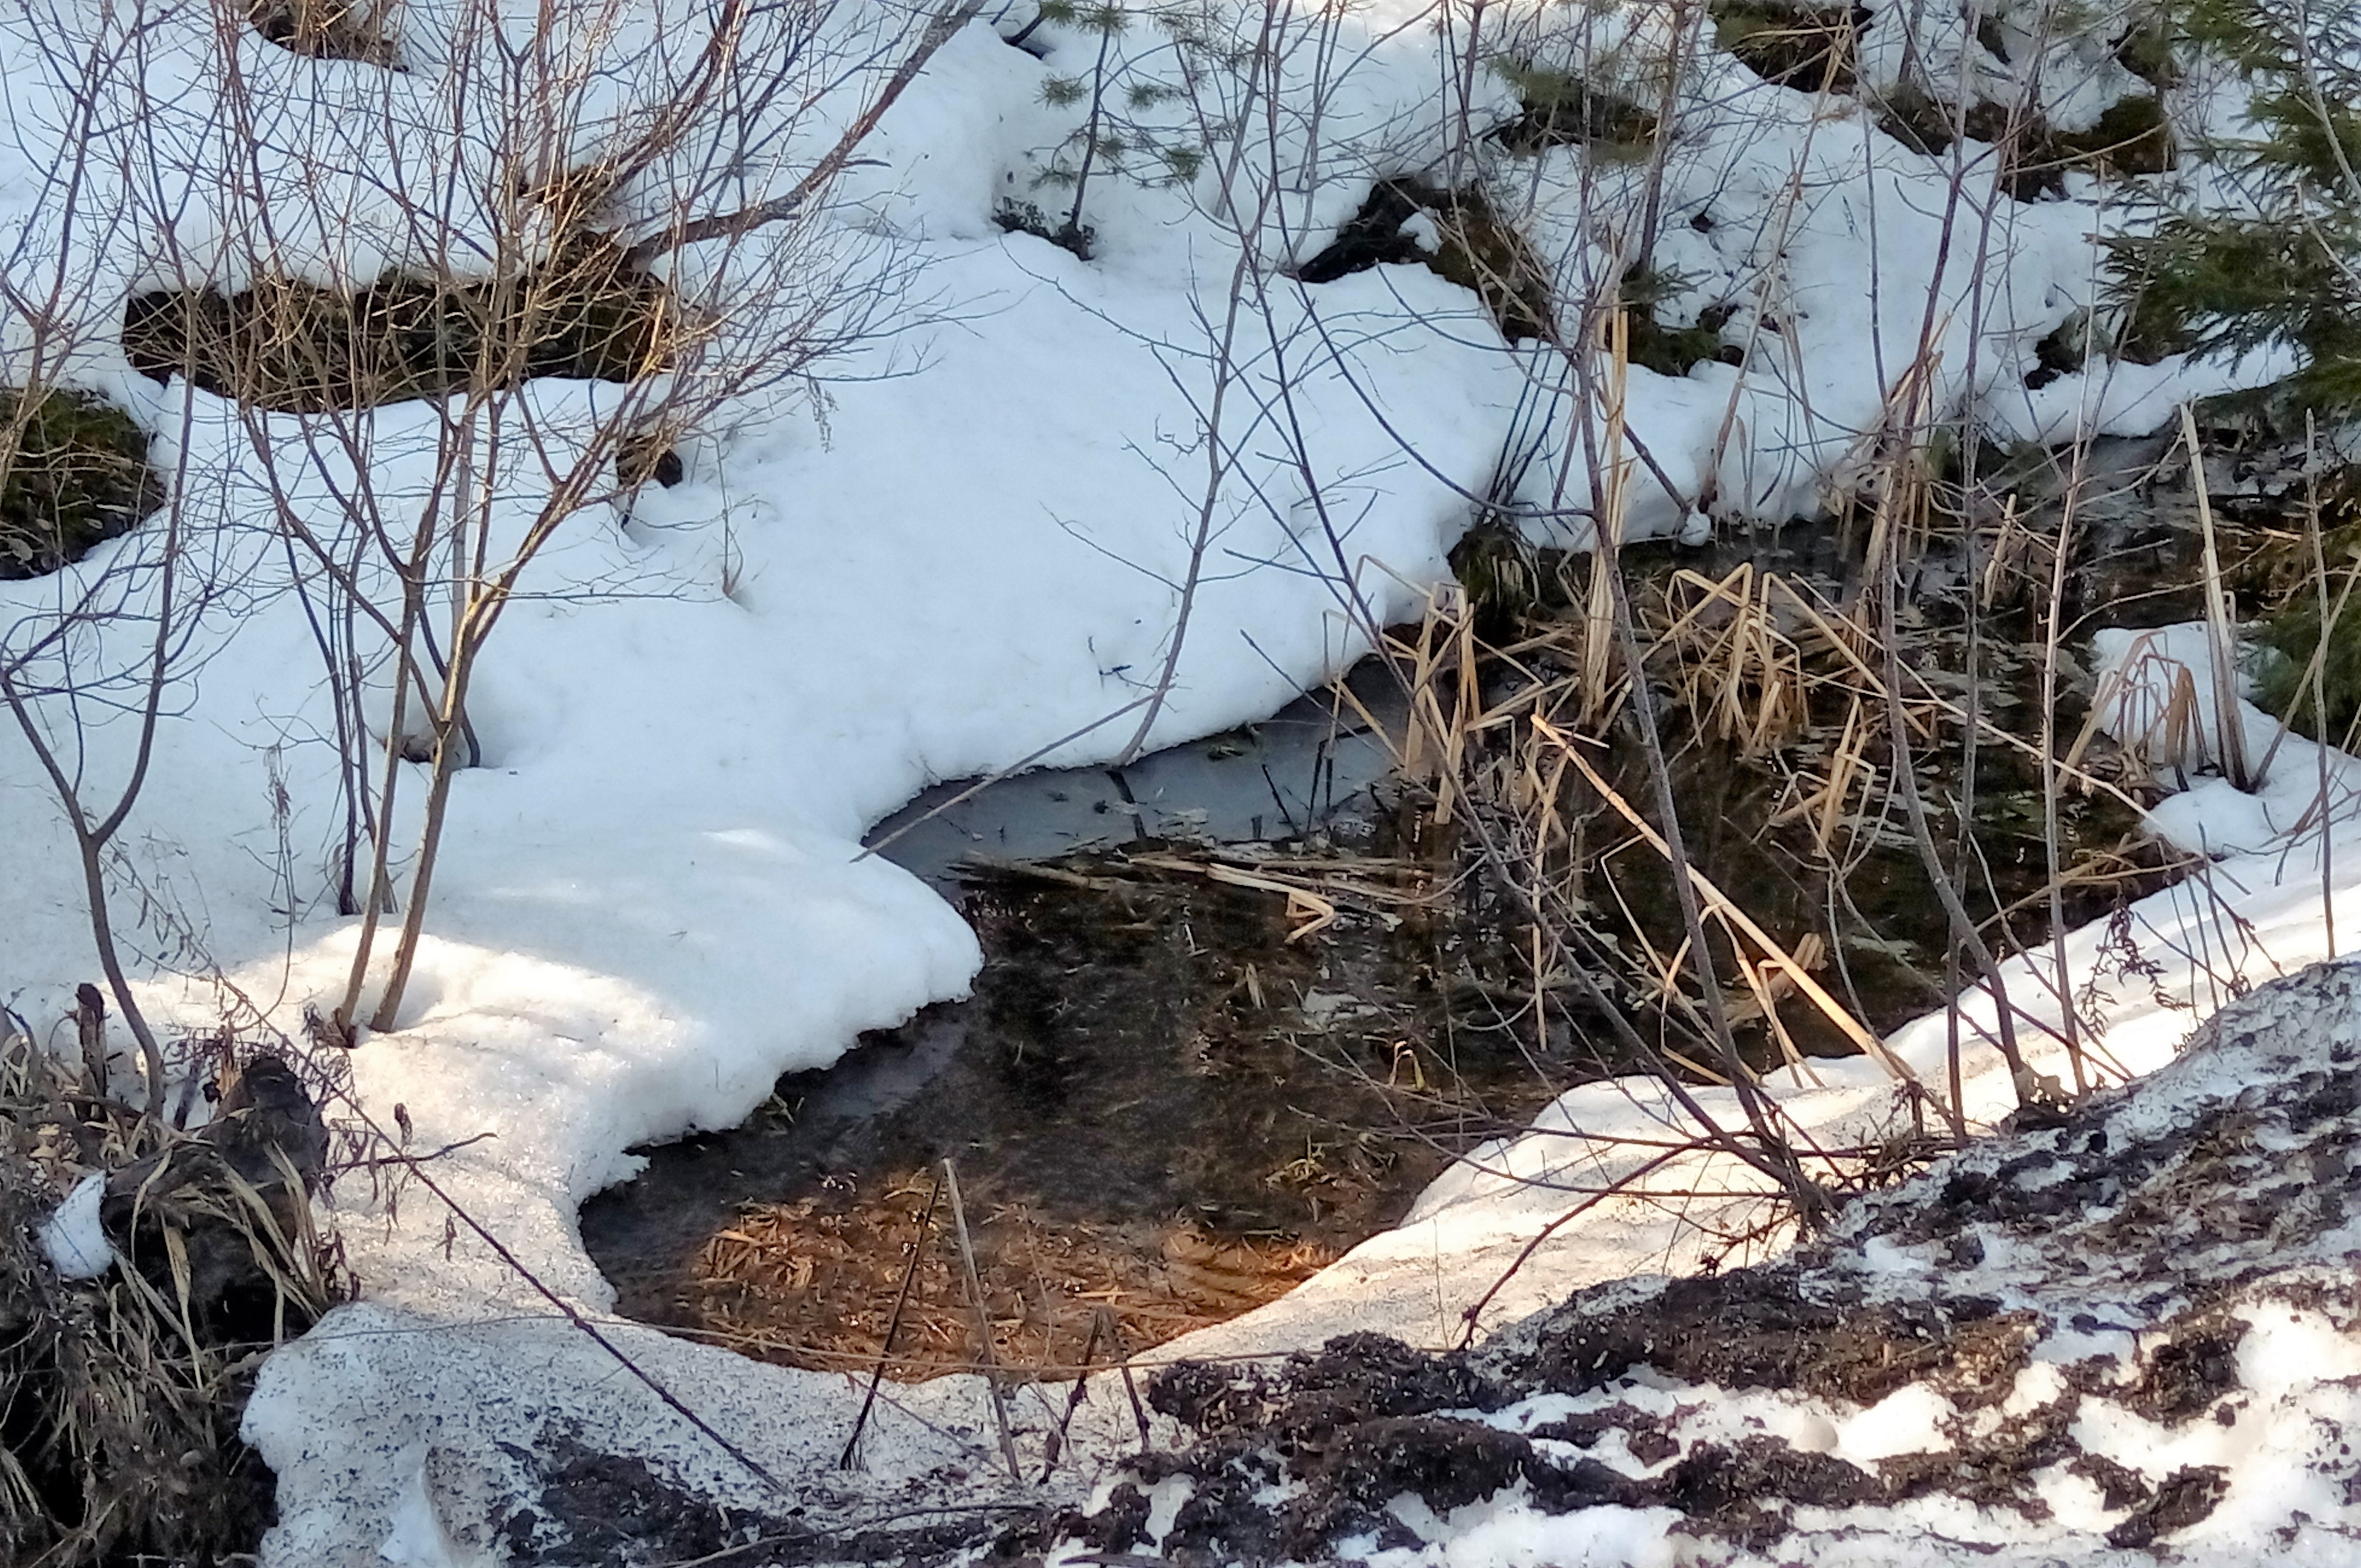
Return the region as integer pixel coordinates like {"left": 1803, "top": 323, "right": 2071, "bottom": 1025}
{"left": 0, "top": 389, "right": 165, "bottom": 580}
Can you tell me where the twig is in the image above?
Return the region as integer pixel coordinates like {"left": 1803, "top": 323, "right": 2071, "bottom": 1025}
{"left": 1553, "top": 733, "right": 1920, "bottom": 1086}
{"left": 628, "top": 0, "right": 987, "bottom": 263}
{"left": 841, "top": 1168, "right": 943, "bottom": 1470}
{"left": 329, "top": 1091, "right": 795, "bottom": 1500}
{"left": 2181, "top": 403, "right": 2252, "bottom": 791}
{"left": 1039, "top": 1305, "right": 1109, "bottom": 1482}
{"left": 943, "top": 1157, "right": 1022, "bottom": 1481}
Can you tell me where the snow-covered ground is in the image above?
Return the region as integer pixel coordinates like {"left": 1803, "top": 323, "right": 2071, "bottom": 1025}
{"left": 0, "top": 0, "right": 2334, "bottom": 1560}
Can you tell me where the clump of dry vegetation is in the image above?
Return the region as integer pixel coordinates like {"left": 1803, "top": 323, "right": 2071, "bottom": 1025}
{"left": 0, "top": 1014, "right": 346, "bottom": 1564}
{"left": 684, "top": 1172, "right": 1336, "bottom": 1383}
{"left": 122, "top": 235, "right": 674, "bottom": 413}
{"left": 241, "top": 0, "right": 399, "bottom": 63}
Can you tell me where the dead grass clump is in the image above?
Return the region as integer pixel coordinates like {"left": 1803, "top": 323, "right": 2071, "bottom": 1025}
{"left": 1713, "top": 1, "right": 1869, "bottom": 94}
{"left": 123, "top": 235, "right": 674, "bottom": 413}
{"left": 0, "top": 1021, "right": 346, "bottom": 1565}
{"left": 1646, "top": 564, "right": 1814, "bottom": 757}
{"left": 1488, "top": 64, "right": 1659, "bottom": 156}
{"left": 242, "top": 0, "right": 398, "bottom": 63}
{"left": 0, "top": 388, "right": 165, "bottom": 580}
{"left": 1298, "top": 180, "right": 1556, "bottom": 343}
{"left": 684, "top": 1174, "right": 1335, "bottom": 1382}
{"left": 1966, "top": 95, "right": 2176, "bottom": 201}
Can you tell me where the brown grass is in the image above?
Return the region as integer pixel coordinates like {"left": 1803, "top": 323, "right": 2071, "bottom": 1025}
{"left": 0, "top": 1025, "right": 346, "bottom": 1564}
{"left": 682, "top": 1174, "right": 1336, "bottom": 1382}
{"left": 123, "top": 235, "right": 674, "bottom": 413}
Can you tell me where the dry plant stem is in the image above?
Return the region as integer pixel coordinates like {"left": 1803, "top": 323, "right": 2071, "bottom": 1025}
{"left": 1039, "top": 1308, "right": 1109, "bottom": 1483}
{"left": 336, "top": 581, "right": 429, "bottom": 1034}
{"left": 857, "top": 694, "right": 1155, "bottom": 859}
{"left": 1455, "top": 1146, "right": 1690, "bottom": 1348}
{"left": 333, "top": 1089, "right": 795, "bottom": 1499}
{"left": 2041, "top": 479, "right": 2086, "bottom": 1094}
{"left": 2180, "top": 403, "right": 2252, "bottom": 790}
{"left": 368, "top": 586, "right": 491, "bottom": 1033}
{"left": 841, "top": 1170, "right": 943, "bottom": 1470}
{"left": 1873, "top": 494, "right": 2031, "bottom": 1107}
{"left": 0, "top": 539, "right": 179, "bottom": 1120}
{"left": 1114, "top": 239, "right": 1255, "bottom": 765}
{"left": 1578, "top": 324, "right": 1823, "bottom": 1219}
{"left": 2310, "top": 418, "right": 2337, "bottom": 955}
{"left": 1556, "top": 737, "right": 1928, "bottom": 1092}
{"left": 943, "top": 1158, "right": 1021, "bottom": 1482}
{"left": 1631, "top": 0, "right": 1695, "bottom": 273}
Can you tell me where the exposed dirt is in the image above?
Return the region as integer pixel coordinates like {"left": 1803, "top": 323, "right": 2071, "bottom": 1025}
{"left": 1010, "top": 964, "right": 2361, "bottom": 1563}
{"left": 1515, "top": 1268, "right": 2039, "bottom": 1409}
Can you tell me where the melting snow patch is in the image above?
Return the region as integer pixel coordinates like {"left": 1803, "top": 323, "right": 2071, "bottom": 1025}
{"left": 39, "top": 1173, "right": 111, "bottom": 1281}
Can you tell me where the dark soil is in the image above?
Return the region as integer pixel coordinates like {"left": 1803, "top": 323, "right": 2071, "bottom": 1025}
{"left": 1714, "top": 2, "right": 1872, "bottom": 94}
{"left": 1015, "top": 965, "right": 2361, "bottom": 1563}
{"left": 1515, "top": 1269, "right": 2038, "bottom": 1409}
{"left": 1296, "top": 180, "right": 1556, "bottom": 342}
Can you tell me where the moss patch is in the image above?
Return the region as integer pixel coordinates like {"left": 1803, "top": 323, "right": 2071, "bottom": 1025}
{"left": 123, "top": 235, "right": 672, "bottom": 413}
{"left": 1489, "top": 65, "right": 1658, "bottom": 156}
{"left": 0, "top": 389, "right": 165, "bottom": 579}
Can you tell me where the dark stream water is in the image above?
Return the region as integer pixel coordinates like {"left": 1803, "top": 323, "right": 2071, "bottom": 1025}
{"left": 578, "top": 427, "right": 2281, "bottom": 1380}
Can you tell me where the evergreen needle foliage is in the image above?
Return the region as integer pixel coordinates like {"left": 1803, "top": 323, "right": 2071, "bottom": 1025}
{"left": 1009, "top": 0, "right": 1224, "bottom": 256}
{"left": 2106, "top": 0, "right": 2361, "bottom": 406}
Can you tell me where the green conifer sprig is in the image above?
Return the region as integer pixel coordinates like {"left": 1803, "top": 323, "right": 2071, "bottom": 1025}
{"left": 2108, "top": 0, "right": 2361, "bottom": 407}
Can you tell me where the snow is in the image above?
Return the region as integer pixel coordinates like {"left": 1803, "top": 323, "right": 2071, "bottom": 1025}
{"left": 0, "top": 0, "right": 2344, "bottom": 1560}
{"left": 37, "top": 1171, "right": 110, "bottom": 1280}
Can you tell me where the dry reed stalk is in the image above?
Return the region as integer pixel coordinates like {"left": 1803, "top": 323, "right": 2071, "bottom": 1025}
{"left": 1651, "top": 564, "right": 1811, "bottom": 753}
{"left": 1550, "top": 727, "right": 1923, "bottom": 1086}
{"left": 1579, "top": 311, "right": 1635, "bottom": 731}
{"left": 2181, "top": 403, "right": 2253, "bottom": 789}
